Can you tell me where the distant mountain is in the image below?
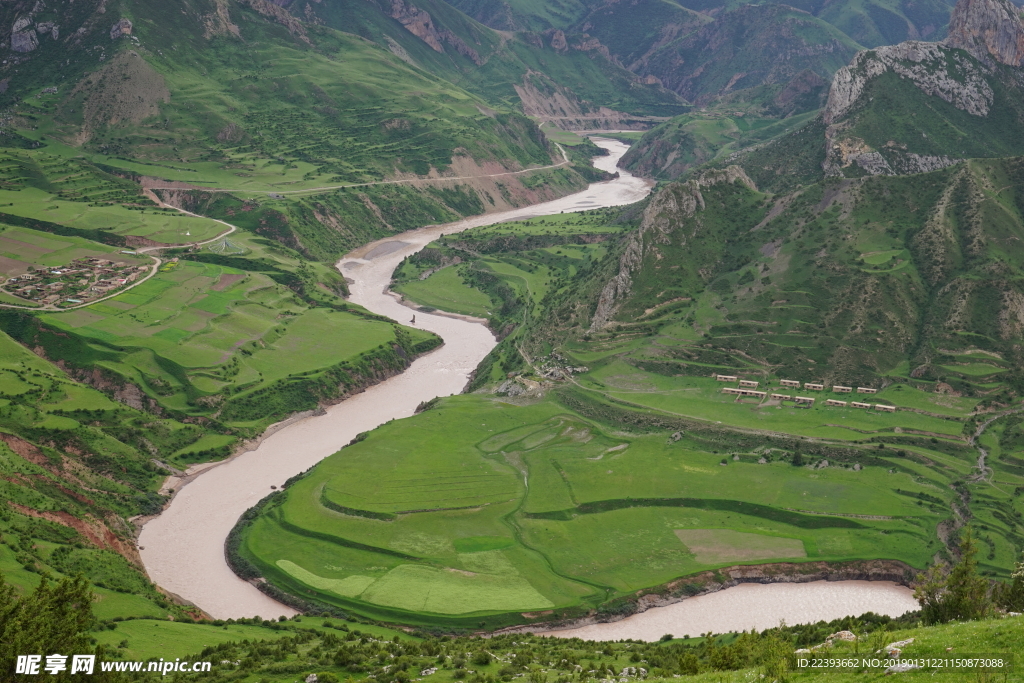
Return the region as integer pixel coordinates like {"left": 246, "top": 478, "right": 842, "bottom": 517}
{"left": 634, "top": 4, "right": 863, "bottom": 105}
{"left": 626, "top": 0, "right": 1024, "bottom": 187}
{"left": 443, "top": 0, "right": 594, "bottom": 31}
{"left": 450, "top": 0, "right": 957, "bottom": 49}
{"left": 821, "top": 0, "right": 1024, "bottom": 176}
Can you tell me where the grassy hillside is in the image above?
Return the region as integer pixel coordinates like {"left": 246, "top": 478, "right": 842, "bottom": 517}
{"left": 446, "top": 0, "right": 594, "bottom": 31}
{"left": 621, "top": 108, "right": 823, "bottom": 182}
{"left": 573, "top": 159, "right": 1024, "bottom": 391}
{"left": 391, "top": 209, "right": 635, "bottom": 387}
{"left": 0, "top": 328, "right": 221, "bottom": 622}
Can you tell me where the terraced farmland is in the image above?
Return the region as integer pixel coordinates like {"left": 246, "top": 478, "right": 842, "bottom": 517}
{"left": 237, "top": 392, "right": 998, "bottom": 628}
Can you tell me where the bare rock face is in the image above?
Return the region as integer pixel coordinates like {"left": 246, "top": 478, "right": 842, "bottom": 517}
{"left": 824, "top": 41, "right": 992, "bottom": 126}
{"left": 11, "top": 27, "right": 38, "bottom": 52}
{"left": 110, "top": 18, "right": 132, "bottom": 40}
{"left": 36, "top": 22, "right": 58, "bottom": 40}
{"left": 946, "top": 0, "right": 1024, "bottom": 67}
{"left": 390, "top": 0, "right": 445, "bottom": 53}
{"left": 549, "top": 29, "right": 567, "bottom": 52}
{"left": 11, "top": 15, "right": 38, "bottom": 52}
{"left": 590, "top": 167, "right": 756, "bottom": 329}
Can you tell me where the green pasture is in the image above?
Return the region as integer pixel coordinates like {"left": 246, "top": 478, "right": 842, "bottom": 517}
{"left": 579, "top": 362, "right": 968, "bottom": 439}
{"left": 37, "top": 259, "right": 406, "bottom": 429}
{"left": 91, "top": 620, "right": 298, "bottom": 661}
{"left": 0, "top": 186, "right": 225, "bottom": 245}
{"left": 539, "top": 126, "right": 587, "bottom": 147}
{"left": 940, "top": 363, "right": 1007, "bottom": 377}
{"left": 0, "top": 225, "right": 150, "bottom": 275}
{"left": 242, "top": 394, "right": 961, "bottom": 624}
{"left": 395, "top": 267, "right": 493, "bottom": 317}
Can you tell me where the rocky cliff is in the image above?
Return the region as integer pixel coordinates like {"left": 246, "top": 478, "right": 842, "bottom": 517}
{"left": 590, "top": 166, "right": 756, "bottom": 329}
{"left": 946, "top": 0, "right": 1024, "bottom": 67}
{"left": 822, "top": 41, "right": 993, "bottom": 175}
{"left": 824, "top": 41, "right": 993, "bottom": 126}
{"left": 820, "top": 0, "right": 1024, "bottom": 177}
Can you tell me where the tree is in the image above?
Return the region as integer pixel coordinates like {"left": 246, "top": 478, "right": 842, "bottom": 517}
{"left": 1002, "top": 551, "right": 1024, "bottom": 612}
{"left": 0, "top": 571, "right": 129, "bottom": 682}
{"left": 914, "top": 528, "right": 992, "bottom": 624}
{"left": 791, "top": 450, "right": 804, "bottom": 467}
{"left": 757, "top": 630, "right": 792, "bottom": 682}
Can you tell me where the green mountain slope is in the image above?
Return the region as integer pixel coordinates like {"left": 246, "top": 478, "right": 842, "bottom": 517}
{"left": 296, "top": 0, "right": 688, "bottom": 118}
{"left": 623, "top": 4, "right": 862, "bottom": 105}
{"left": 0, "top": 328, "right": 213, "bottom": 622}
{"left": 567, "top": 0, "right": 709, "bottom": 71}
{"left": 445, "top": 0, "right": 594, "bottom": 31}
{"left": 584, "top": 160, "right": 1024, "bottom": 389}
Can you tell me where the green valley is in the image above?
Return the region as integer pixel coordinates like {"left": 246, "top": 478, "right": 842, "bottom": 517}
{"left": 4, "top": 0, "right": 1024, "bottom": 675}
{"left": 240, "top": 146, "right": 1024, "bottom": 627}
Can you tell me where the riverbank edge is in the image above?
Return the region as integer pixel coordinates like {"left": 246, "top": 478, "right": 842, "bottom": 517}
{"left": 224, "top": 518, "right": 918, "bottom": 634}
{"left": 499, "top": 558, "right": 918, "bottom": 636}
{"left": 132, "top": 338, "right": 447, "bottom": 549}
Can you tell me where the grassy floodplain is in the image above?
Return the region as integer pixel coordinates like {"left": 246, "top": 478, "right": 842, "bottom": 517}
{"left": 239, "top": 393, "right": 964, "bottom": 627}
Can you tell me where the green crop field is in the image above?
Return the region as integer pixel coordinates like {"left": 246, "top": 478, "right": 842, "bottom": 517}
{"left": 237, "top": 390, "right": 991, "bottom": 627}
{"left": 0, "top": 225, "right": 151, "bottom": 275}
{"left": 32, "top": 257, "right": 432, "bottom": 434}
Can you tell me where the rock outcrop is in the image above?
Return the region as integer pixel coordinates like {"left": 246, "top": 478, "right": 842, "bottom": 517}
{"left": 11, "top": 16, "right": 38, "bottom": 53}
{"left": 590, "top": 167, "right": 756, "bottom": 329}
{"left": 388, "top": 0, "right": 482, "bottom": 64}
{"left": 824, "top": 41, "right": 993, "bottom": 126}
{"left": 946, "top": 0, "right": 1024, "bottom": 67}
{"left": 109, "top": 18, "right": 132, "bottom": 40}
{"left": 821, "top": 0, "right": 1024, "bottom": 176}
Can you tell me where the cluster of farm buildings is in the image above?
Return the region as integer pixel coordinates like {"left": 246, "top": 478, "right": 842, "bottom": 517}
{"left": 716, "top": 375, "right": 895, "bottom": 412}
{"left": 1, "top": 256, "right": 151, "bottom": 306}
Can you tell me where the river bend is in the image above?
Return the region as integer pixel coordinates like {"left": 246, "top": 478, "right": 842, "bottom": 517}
{"left": 139, "top": 141, "right": 917, "bottom": 636}
{"left": 139, "top": 140, "right": 649, "bottom": 619}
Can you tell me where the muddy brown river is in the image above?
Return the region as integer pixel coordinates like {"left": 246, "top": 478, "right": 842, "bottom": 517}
{"left": 139, "top": 140, "right": 918, "bottom": 635}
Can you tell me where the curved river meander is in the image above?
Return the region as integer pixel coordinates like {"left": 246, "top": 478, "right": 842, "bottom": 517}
{"left": 139, "top": 141, "right": 917, "bottom": 638}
